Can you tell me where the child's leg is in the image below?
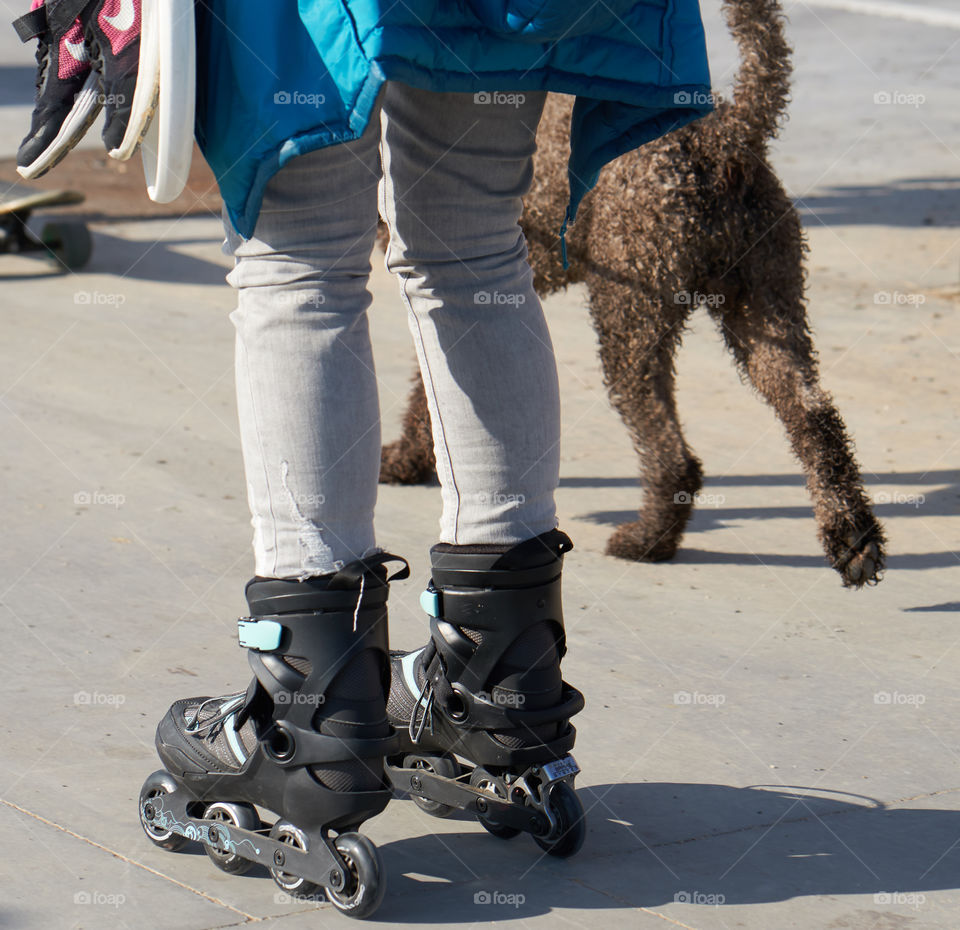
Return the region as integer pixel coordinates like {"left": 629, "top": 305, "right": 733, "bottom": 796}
{"left": 378, "top": 84, "right": 558, "bottom": 545}
{"left": 143, "top": 103, "right": 400, "bottom": 896}
{"left": 379, "top": 88, "right": 584, "bottom": 855}
{"left": 225, "top": 106, "right": 384, "bottom": 579}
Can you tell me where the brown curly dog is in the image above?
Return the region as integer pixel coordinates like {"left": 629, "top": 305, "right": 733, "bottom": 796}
{"left": 380, "top": 0, "right": 885, "bottom": 588}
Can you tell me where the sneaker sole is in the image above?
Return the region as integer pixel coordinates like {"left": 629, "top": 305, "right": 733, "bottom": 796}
{"left": 108, "top": 0, "right": 161, "bottom": 161}
{"left": 17, "top": 72, "right": 104, "bottom": 181}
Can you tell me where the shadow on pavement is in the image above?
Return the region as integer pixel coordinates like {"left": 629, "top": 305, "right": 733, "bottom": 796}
{"left": 796, "top": 178, "right": 960, "bottom": 227}
{"left": 575, "top": 468, "right": 957, "bottom": 570}
{"left": 904, "top": 601, "right": 960, "bottom": 613}
{"left": 83, "top": 231, "right": 228, "bottom": 286}
{"left": 0, "top": 229, "right": 228, "bottom": 286}
{"left": 574, "top": 467, "right": 958, "bottom": 581}
{"left": 379, "top": 782, "right": 960, "bottom": 920}
{"left": 673, "top": 547, "right": 958, "bottom": 574}
{"left": 562, "top": 469, "right": 959, "bottom": 490}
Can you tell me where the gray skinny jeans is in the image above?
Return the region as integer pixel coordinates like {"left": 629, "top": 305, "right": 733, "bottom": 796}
{"left": 224, "top": 83, "right": 560, "bottom": 579}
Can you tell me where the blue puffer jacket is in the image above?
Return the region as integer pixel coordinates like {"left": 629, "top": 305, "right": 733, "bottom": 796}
{"left": 195, "top": 0, "right": 712, "bottom": 239}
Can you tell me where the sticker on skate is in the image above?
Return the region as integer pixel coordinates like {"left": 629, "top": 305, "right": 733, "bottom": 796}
{"left": 541, "top": 755, "right": 580, "bottom": 782}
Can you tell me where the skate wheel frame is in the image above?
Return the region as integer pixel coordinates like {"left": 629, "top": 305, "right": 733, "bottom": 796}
{"left": 269, "top": 821, "right": 322, "bottom": 897}
{"left": 470, "top": 769, "right": 522, "bottom": 839}
{"left": 137, "top": 770, "right": 385, "bottom": 918}
{"left": 386, "top": 754, "right": 585, "bottom": 850}
{"left": 403, "top": 753, "right": 460, "bottom": 818}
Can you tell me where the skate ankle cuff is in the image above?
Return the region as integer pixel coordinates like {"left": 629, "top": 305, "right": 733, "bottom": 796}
{"left": 246, "top": 584, "right": 390, "bottom": 616}
{"left": 430, "top": 530, "right": 572, "bottom": 585}
{"left": 431, "top": 558, "right": 564, "bottom": 589}
{"left": 245, "top": 553, "right": 408, "bottom": 614}
{"left": 430, "top": 529, "right": 571, "bottom": 572}
{"left": 328, "top": 551, "right": 410, "bottom": 590}
{"left": 494, "top": 528, "right": 573, "bottom": 569}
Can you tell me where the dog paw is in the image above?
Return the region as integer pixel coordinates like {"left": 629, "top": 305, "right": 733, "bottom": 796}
{"left": 839, "top": 537, "right": 882, "bottom": 587}
{"left": 606, "top": 521, "right": 681, "bottom": 562}
{"left": 831, "top": 523, "right": 886, "bottom": 588}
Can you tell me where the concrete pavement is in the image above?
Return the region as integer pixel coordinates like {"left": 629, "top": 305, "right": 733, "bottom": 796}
{"left": 1, "top": 1, "right": 958, "bottom": 928}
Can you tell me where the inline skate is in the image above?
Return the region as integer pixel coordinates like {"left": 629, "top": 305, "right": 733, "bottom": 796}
{"left": 385, "top": 529, "right": 586, "bottom": 856}
{"left": 138, "top": 552, "right": 408, "bottom": 919}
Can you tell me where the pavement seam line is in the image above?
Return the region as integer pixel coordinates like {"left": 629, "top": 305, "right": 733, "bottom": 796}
{"left": 0, "top": 797, "right": 258, "bottom": 921}
{"left": 569, "top": 879, "right": 700, "bottom": 929}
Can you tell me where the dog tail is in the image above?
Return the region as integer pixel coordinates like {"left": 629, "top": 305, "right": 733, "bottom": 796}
{"left": 723, "top": 0, "right": 793, "bottom": 146}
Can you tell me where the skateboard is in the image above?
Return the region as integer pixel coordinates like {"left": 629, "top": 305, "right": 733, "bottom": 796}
{"left": 0, "top": 183, "right": 93, "bottom": 271}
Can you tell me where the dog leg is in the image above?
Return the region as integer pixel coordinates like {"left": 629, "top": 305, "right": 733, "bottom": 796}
{"left": 379, "top": 370, "right": 437, "bottom": 484}
{"left": 590, "top": 285, "right": 704, "bottom": 561}
{"left": 712, "top": 295, "right": 885, "bottom": 587}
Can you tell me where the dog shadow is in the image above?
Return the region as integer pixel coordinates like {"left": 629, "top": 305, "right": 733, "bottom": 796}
{"left": 573, "top": 468, "right": 958, "bottom": 578}
{"left": 796, "top": 177, "right": 960, "bottom": 228}
{"left": 378, "top": 781, "right": 960, "bottom": 921}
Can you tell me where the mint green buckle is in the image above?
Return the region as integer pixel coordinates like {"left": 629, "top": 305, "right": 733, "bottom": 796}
{"left": 237, "top": 618, "right": 283, "bottom": 651}
{"left": 419, "top": 588, "right": 440, "bottom": 618}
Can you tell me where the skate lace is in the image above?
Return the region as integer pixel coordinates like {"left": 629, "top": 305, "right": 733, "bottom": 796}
{"left": 409, "top": 678, "right": 434, "bottom": 744}
{"left": 184, "top": 692, "right": 246, "bottom": 735}
{"left": 352, "top": 574, "right": 364, "bottom": 633}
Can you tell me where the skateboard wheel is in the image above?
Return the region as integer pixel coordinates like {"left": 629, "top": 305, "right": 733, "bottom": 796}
{"left": 41, "top": 221, "right": 93, "bottom": 271}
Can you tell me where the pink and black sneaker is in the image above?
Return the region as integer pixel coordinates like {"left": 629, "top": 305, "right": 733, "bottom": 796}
{"left": 13, "top": 0, "right": 159, "bottom": 174}
{"left": 78, "top": 0, "right": 159, "bottom": 159}
{"left": 13, "top": 1, "right": 102, "bottom": 178}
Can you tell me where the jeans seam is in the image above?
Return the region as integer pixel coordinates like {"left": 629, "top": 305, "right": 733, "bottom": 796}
{"left": 397, "top": 269, "right": 462, "bottom": 542}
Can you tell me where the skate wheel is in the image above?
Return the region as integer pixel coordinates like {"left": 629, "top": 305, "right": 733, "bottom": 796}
{"left": 138, "top": 770, "right": 187, "bottom": 851}
{"left": 470, "top": 769, "right": 521, "bottom": 840}
{"left": 41, "top": 221, "right": 92, "bottom": 271}
{"left": 325, "top": 832, "right": 385, "bottom": 919}
{"left": 533, "top": 782, "right": 585, "bottom": 858}
{"left": 269, "top": 821, "right": 322, "bottom": 899}
{"left": 404, "top": 753, "right": 459, "bottom": 818}
{"left": 202, "top": 801, "right": 260, "bottom": 875}
{"left": 477, "top": 814, "right": 522, "bottom": 840}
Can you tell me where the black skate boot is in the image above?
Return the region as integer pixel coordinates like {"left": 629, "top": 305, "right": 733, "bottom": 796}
{"left": 139, "top": 551, "right": 407, "bottom": 920}
{"left": 386, "top": 529, "right": 586, "bottom": 857}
